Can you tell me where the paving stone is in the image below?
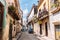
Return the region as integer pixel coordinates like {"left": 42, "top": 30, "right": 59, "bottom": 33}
{"left": 18, "top": 32, "right": 39, "bottom": 40}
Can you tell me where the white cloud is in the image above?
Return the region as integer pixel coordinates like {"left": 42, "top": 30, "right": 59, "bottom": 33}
{"left": 23, "top": 8, "right": 28, "bottom": 25}
{"left": 23, "top": 8, "right": 28, "bottom": 18}
{"left": 23, "top": 18, "right": 26, "bottom": 21}
{"left": 23, "top": 18, "right": 27, "bottom": 25}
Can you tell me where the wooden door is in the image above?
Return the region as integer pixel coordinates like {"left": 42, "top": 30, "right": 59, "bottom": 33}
{"left": 55, "top": 25, "right": 60, "bottom": 40}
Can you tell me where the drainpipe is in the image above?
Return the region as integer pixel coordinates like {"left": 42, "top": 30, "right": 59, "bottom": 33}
{"left": 2, "top": 0, "right": 7, "bottom": 40}
{"left": 2, "top": 0, "right": 7, "bottom": 29}
{"left": 3, "top": 7, "right": 7, "bottom": 29}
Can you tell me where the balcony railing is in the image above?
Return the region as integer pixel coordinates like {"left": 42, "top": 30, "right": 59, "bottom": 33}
{"left": 51, "top": 1, "right": 60, "bottom": 14}
{"left": 51, "top": 1, "right": 60, "bottom": 10}
{"left": 8, "top": 5, "right": 20, "bottom": 20}
{"left": 38, "top": 10, "right": 48, "bottom": 20}
{"left": 33, "top": 14, "right": 38, "bottom": 23}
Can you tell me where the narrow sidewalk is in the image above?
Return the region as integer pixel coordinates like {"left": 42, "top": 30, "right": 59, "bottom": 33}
{"left": 12, "top": 32, "right": 22, "bottom": 40}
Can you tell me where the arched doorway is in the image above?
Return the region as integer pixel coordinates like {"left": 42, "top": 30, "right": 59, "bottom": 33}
{"left": 0, "top": 2, "right": 4, "bottom": 40}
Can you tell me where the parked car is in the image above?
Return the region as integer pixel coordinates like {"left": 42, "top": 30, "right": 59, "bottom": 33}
{"left": 28, "top": 28, "right": 33, "bottom": 33}
{"left": 21, "top": 29, "right": 25, "bottom": 32}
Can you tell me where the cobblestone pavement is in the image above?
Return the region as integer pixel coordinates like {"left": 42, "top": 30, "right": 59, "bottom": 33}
{"left": 18, "top": 32, "right": 39, "bottom": 40}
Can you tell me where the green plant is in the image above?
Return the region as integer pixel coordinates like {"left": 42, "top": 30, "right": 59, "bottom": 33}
{"left": 51, "top": 1, "right": 60, "bottom": 8}
{"left": 8, "top": 5, "right": 16, "bottom": 13}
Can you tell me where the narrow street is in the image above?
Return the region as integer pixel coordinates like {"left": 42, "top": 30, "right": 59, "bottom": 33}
{"left": 18, "top": 32, "right": 39, "bottom": 40}
{"left": 0, "top": 0, "right": 60, "bottom": 40}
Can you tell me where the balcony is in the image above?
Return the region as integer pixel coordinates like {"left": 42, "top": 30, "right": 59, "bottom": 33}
{"left": 33, "top": 14, "right": 38, "bottom": 23}
{"left": 51, "top": 1, "right": 60, "bottom": 13}
{"left": 8, "top": 5, "right": 20, "bottom": 20}
{"left": 38, "top": 10, "right": 48, "bottom": 20}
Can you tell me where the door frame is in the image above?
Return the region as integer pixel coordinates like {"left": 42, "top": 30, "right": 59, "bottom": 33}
{"left": 0, "top": 2, "right": 4, "bottom": 40}
{"left": 9, "top": 20, "right": 12, "bottom": 40}
{"left": 54, "top": 22, "right": 60, "bottom": 40}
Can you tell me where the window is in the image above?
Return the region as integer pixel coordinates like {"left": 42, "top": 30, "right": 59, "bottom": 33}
{"left": 34, "top": 6, "right": 37, "bottom": 14}
{"left": 38, "top": 9, "right": 41, "bottom": 18}
{"left": 39, "top": 9, "right": 41, "bottom": 14}
{"left": 40, "top": 24, "right": 42, "bottom": 34}
{"left": 14, "top": 27, "right": 15, "bottom": 31}
{"left": 55, "top": 25, "right": 60, "bottom": 40}
{"left": 45, "top": 22, "right": 48, "bottom": 36}
{"left": 13, "top": 21, "right": 15, "bottom": 25}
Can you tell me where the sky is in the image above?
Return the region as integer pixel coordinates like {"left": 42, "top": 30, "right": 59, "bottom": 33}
{"left": 19, "top": 0, "right": 38, "bottom": 21}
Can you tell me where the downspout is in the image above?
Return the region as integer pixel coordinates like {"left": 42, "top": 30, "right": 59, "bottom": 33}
{"left": 2, "top": 0, "right": 7, "bottom": 29}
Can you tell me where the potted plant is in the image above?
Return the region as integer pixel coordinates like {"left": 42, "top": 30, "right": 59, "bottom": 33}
{"left": 51, "top": 1, "right": 60, "bottom": 8}
{"left": 8, "top": 5, "right": 16, "bottom": 14}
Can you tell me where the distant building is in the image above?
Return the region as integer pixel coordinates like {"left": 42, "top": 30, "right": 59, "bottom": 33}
{"left": 27, "top": 4, "right": 37, "bottom": 32}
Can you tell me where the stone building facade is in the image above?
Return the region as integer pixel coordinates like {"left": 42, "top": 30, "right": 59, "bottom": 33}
{"left": 0, "top": 0, "right": 22, "bottom": 40}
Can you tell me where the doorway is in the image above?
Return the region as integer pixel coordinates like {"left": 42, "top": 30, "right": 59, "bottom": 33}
{"left": 45, "top": 22, "right": 48, "bottom": 36}
{"left": 9, "top": 20, "right": 12, "bottom": 40}
{"left": 55, "top": 25, "right": 60, "bottom": 40}
{"left": 40, "top": 24, "right": 42, "bottom": 35}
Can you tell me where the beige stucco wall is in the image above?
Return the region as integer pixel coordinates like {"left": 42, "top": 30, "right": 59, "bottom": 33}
{"left": 34, "top": 22, "right": 40, "bottom": 35}
{"left": 49, "top": 11, "right": 60, "bottom": 40}
{"left": 3, "top": 14, "right": 16, "bottom": 40}
{"left": 6, "top": 0, "right": 15, "bottom": 6}
{"left": 2, "top": 0, "right": 21, "bottom": 40}
{"left": 38, "top": 0, "right": 48, "bottom": 11}
{"left": 38, "top": 18, "right": 52, "bottom": 40}
{"left": 41, "top": 18, "right": 49, "bottom": 36}
{"left": 16, "top": 24, "right": 22, "bottom": 33}
{"left": 37, "top": 0, "right": 52, "bottom": 40}
{"left": 3, "top": 14, "right": 10, "bottom": 40}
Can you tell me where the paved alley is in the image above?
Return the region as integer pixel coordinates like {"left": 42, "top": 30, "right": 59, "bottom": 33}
{"left": 18, "top": 32, "right": 39, "bottom": 40}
